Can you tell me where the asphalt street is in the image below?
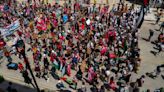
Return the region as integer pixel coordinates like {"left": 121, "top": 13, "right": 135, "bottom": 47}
{"left": 0, "top": 0, "right": 164, "bottom": 92}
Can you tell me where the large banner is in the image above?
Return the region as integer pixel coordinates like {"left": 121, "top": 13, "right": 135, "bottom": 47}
{"left": 137, "top": 6, "right": 145, "bottom": 28}
{"left": 0, "top": 19, "right": 20, "bottom": 37}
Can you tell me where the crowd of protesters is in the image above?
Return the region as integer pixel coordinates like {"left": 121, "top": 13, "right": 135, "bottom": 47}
{"left": 0, "top": 0, "right": 161, "bottom": 92}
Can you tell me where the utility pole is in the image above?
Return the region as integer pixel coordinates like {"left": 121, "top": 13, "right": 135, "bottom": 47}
{"left": 17, "top": 44, "right": 40, "bottom": 92}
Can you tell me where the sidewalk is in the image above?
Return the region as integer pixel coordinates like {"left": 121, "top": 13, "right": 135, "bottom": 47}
{"left": 144, "top": 8, "right": 156, "bottom": 21}
{"left": 2, "top": 1, "right": 164, "bottom": 92}
{"left": 0, "top": 80, "right": 37, "bottom": 92}
{"left": 144, "top": 8, "right": 164, "bottom": 22}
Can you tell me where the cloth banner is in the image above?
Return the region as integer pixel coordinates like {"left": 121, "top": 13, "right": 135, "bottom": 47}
{"left": 0, "top": 20, "right": 20, "bottom": 37}
{"left": 137, "top": 6, "right": 145, "bottom": 28}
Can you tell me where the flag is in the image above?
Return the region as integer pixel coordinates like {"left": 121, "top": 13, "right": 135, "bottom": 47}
{"left": 62, "top": 66, "right": 66, "bottom": 76}
{"left": 53, "top": 60, "right": 59, "bottom": 70}
{"left": 60, "top": 62, "right": 63, "bottom": 71}
{"left": 137, "top": 6, "right": 144, "bottom": 28}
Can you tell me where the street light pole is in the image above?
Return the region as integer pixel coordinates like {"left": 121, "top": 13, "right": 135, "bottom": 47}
{"left": 19, "top": 48, "right": 40, "bottom": 92}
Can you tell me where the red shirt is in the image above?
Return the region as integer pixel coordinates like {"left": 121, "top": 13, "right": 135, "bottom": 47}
{"left": 144, "top": 0, "right": 148, "bottom": 5}
{"left": 17, "top": 31, "right": 23, "bottom": 37}
{"left": 81, "top": 18, "right": 85, "bottom": 23}
{"left": 18, "top": 63, "right": 24, "bottom": 71}
{"left": 81, "top": 24, "right": 85, "bottom": 30}
{"left": 0, "top": 39, "right": 6, "bottom": 48}
{"left": 50, "top": 53, "right": 56, "bottom": 62}
{"left": 52, "top": 13, "right": 56, "bottom": 17}
{"left": 57, "top": 43, "right": 62, "bottom": 50}
{"left": 109, "top": 81, "right": 116, "bottom": 90}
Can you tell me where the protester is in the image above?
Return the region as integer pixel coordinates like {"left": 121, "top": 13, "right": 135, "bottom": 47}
{"left": 4, "top": 50, "right": 12, "bottom": 63}
{"left": 159, "top": 22, "right": 164, "bottom": 33}
{"left": 22, "top": 70, "right": 33, "bottom": 86}
{"left": 6, "top": 82, "right": 13, "bottom": 92}
{"left": 0, "top": 0, "right": 150, "bottom": 91}
{"left": 18, "top": 62, "right": 24, "bottom": 73}
{"left": 155, "top": 9, "right": 163, "bottom": 24}
{"left": 148, "top": 29, "right": 154, "bottom": 41}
